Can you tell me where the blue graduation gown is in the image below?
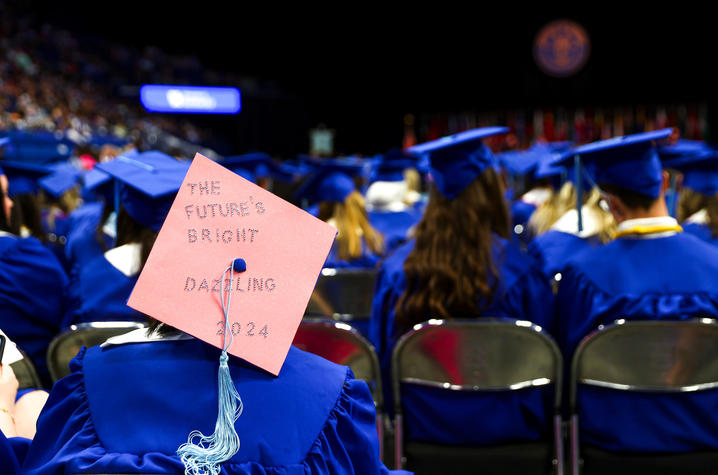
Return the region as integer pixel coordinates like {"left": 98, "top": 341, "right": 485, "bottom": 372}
{"left": 0, "top": 234, "right": 68, "bottom": 383}
{"left": 557, "top": 231, "right": 718, "bottom": 451}
{"left": 22, "top": 339, "right": 405, "bottom": 474}
{"left": 510, "top": 200, "right": 537, "bottom": 247}
{"left": 527, "top": 230, "right": 603, "bottom": 279}
{"left": 683, "top": 222, "right": 718, "bottom": 246}
{"left": 324, "top": 240, "right": 381, "bottom": 269}
{"left": 64, "top": 202, "right": 111, "bottom": 272}
{"left": 63, "top": 253, "right": 143, "bottom": 328}
{"left": 368, "top": 202, "right": 425, "bottom": 253}
{"left": 369, "top": 235, "right": 555, "bottom": 444}
{"left": 1, "top": 431, "right": 23, "bottom": 475}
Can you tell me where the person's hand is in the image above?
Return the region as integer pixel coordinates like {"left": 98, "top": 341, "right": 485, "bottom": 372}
{"left": 0, "top": 364, "right": 19, "bottom": 412}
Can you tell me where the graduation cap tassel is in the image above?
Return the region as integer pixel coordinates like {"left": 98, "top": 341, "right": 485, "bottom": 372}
{"left": 177, "top": 259, "right": 246, "bottom": 475}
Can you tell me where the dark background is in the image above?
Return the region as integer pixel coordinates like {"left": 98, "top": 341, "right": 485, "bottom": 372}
{"left": 18, "top": 2, "right": 718, "bottom": 155}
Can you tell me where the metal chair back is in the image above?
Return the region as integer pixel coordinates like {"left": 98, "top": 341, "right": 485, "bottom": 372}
{"left": 304, "top": 268, "right": 377, "bottom": 321}
{"left": 47, "top": 322, "right": 147, "bottom": 382}
{"left": 10, "top": 348, "right": 43, "bottom": 389}
{"left": 392, "top": 318, "right": 563, "bottom": 473}
{"left": 569, "top": 319, "right": 718, "bottom": 474}
{"left": 293, "top": 318, "right": 384, "bottom": 460}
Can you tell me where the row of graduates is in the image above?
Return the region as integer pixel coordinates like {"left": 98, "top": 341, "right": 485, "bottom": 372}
{"left": 0, "top": 150, "right": 410, "bottom": 474}
{"left": 5, "top": 126, "right": 718, "bottom": 462}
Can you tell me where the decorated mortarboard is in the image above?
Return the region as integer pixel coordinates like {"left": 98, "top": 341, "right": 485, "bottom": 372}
{"left": 127, "top": 153, "right": 336, "bottom": 473}
{"left": 407, "top": 126, "right": 509, "bottom": 199}
{"left": 95, "top": 151, "right": 190, "bottom": 231}
{"left": 0, "top": 160, "right": 53, "bottom": 197}
{"left": 555, "top": 128, "right": 673, "bottom": 199}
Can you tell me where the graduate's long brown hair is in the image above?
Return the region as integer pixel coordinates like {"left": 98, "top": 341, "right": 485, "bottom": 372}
{"left": 394, "top": 167, "right": 510, "bottom": 333}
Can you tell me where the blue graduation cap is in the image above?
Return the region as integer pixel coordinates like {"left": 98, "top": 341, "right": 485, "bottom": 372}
{"left": 0, "top": 131, "right": 75, "bottom": 164}
{"left": 0, "top": 160, "right": 53, "bottom": 197}
{"left": 371, "top": 148, "right": 418, "bottom": 182}
{"left": 496, "top": 149, "right": 545, "bottom": 177}
{"left": 407, "top": 127, "right": 509, "bottom": 199}
{"left": 95, "top": 151, "right": 190, "bottom": 231}
{"left": 663, "top": 151, "right": 718, "bottom": 196}
{"left": 293, "top": 159, "right": 364, "bottom": 204}
{"left": 39, "top": 166, "right": 82, "bottom": 199}
{"left": 556, "top": 128, "right": 673, "bottom": 199}
{"left": 221, "top": 153, "right": 273, "bottom": 181}
{"left": 657, "top": 139, "right": 713, "bottom": 165}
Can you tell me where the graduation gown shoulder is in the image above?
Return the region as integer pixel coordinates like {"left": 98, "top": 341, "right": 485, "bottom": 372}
{"left": 62, "top": 252, "right": 143, "bottom": 328}
{"left": 556, "top": 233, "right": 718, "bottom": 452}
{"left": 0, "top": 234, "right": 68, "bottom": 382}
{"left": 556, "top": 232, "right": 718, "bottom": 355}
{"left": 527, "top": 230, "right": 602, "bottom": 278}
{"left": 682, "top": 222, "right": 718, "bottom": 246}
{"left": 22, "top": 339, "right": 405, "bottom": 475}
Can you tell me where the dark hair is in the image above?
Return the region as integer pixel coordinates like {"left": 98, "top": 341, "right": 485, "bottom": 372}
{"left": 10, "top": 194, "right": 46, "bottom": 242}
{"left": 111, "top": 207, "right": 175, "bottom": 336}
{"left": 599, "top": 183, "right": 657, "bottom": 211}
{"left": 394, "top": 167, "right": 509, "bottom": 334}
{"left": 0, "top": 183, "right": 10, "bottom": 232}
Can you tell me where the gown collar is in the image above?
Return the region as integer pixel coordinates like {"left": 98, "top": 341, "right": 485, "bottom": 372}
{"left": 615, "top": 216, "right": 682, "bottom": 239}
{"left": 100, "top": 327, "right": 193, "bottom": 348}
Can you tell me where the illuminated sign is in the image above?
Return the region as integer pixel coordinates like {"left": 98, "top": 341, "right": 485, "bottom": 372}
{"left": 140, "top": 85, "right": 241, "bottom": 114}
{"left": 534, "top": 20, "right": 590, "bottom": 77}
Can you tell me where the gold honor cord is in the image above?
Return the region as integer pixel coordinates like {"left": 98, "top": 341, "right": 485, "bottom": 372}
{"left": 613, "top": 224, "right": 683, "bottom": 239}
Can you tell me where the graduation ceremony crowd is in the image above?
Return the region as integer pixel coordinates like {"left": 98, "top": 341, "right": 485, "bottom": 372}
{"left": 5, "top": 7, "right": 718, "bottom": 475}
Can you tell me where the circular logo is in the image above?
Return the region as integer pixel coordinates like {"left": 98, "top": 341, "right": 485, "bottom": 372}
{"left": 534, "top": 20, "right": 590, "bottom": 77}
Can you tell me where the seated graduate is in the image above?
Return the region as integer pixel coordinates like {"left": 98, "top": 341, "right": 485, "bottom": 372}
{"left": 0, "top": 160, "right": 50, "bottom": 241}
{"left": 62, "top": 151, "right": 190, "bottom": 327}
{"left": 556, "top": 129, "right": 718, "bottom": 452}
{"left": 1, "top": 330, "right": 50, "bottom": 442}
{"left": 37, "top": 164, "right": 83, "bottom": 273}
{"left": 369, "top": 127, "right": 555, "bottom": 443}
{"left": 296, "top": 164, "right": 385, "bottom": 269}
{"left": 23, "top": 154, "right": 407, "bottom": 475}
{"left": 63, "top": 166, "right": 116, "bottom": 273}
{"left": 0, "top": 169, "right": 68, "bottom": 386}
{"left": 365, "top": 148, "right": 427, "bottom": 252}
{"left": 527, "top": 157, "right": 615, "bottom": 281}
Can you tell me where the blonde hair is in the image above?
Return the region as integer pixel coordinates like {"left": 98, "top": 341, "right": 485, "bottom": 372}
{"left": 321, "top": 190, "right": 384, "bottom": 261}
{"left": 528, "top": 182, "right": 615, "bottom": 243}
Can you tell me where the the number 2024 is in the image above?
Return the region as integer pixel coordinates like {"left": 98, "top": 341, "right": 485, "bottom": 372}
{"left": 217, "top": 321, "right": 269, "bottom": 339}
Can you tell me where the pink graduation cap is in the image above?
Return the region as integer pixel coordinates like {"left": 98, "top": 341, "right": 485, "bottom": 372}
{"left": 127, "top": 153, "right": 337, "bottom": 375}
{"left": 127, "top": 153, "right": 337, "bottom": 474}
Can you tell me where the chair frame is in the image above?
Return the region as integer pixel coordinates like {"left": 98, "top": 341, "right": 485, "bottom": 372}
{"left": 294, "top": 318, "right": 385, "bottom": 459}
{"left": 47, "top": 321, "right": 147, "bottom": 382}
{"left": 569, "top": 318, "right": 718, "bottom": 475}
{"left": 304, "top": 267, "right": 377, "bottom": 321}
{"left": 392, "top": 318, "right": 564, "bottom": 474}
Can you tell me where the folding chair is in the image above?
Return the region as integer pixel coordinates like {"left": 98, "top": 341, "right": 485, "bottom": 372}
{"left": 293, "top": 318, "right": 385, "bottom": 459}
{"left": 392, "top": 319, "right": 564, "bottom": 475}
{"left": 304, "top": 267, "right": 377, "bottom": 336}
{"left": 10, "top": 347, "right": 43, "bottom": 390}
{"left": 570, "top": 319, "right": 718, "bottom": 475}
{"left": 47, "top": 321, "right": 146, "bottom": 382}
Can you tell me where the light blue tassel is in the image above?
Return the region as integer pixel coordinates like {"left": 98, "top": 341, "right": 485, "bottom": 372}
{"left": 177, "top": 261, "right": 244, "bottom": 475}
